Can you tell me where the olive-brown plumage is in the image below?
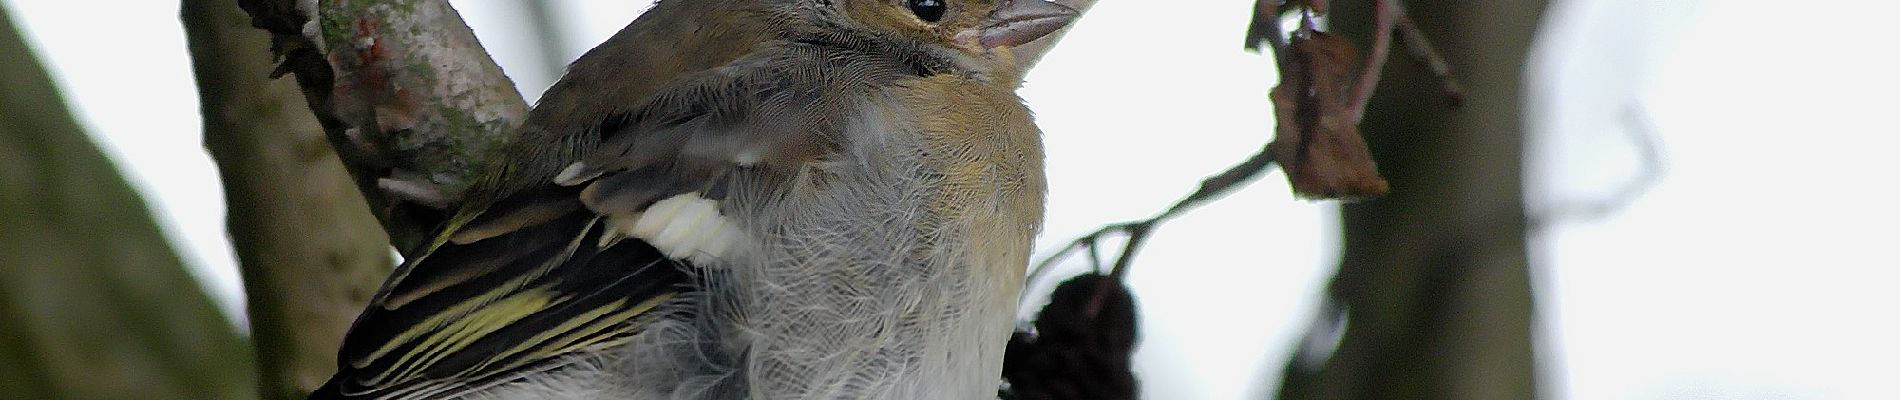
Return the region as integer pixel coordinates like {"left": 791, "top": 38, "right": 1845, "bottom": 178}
{"left": 310, "top": 1, "right": 1074, "bottom": 399}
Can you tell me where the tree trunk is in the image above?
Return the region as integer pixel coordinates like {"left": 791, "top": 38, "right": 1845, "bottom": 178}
{"left": 180, "top": 1, "right": 396, "bottom": 398}
{"left": 1277, "top": 2, "right": 1546, "bottom": 399}
{"left": 0, "top": 5, "right": 255, "bottom": 399}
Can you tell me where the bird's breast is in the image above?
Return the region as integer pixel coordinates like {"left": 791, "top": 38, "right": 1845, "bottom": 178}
{"left": 699, "top": 75, "right": 1046, "bottom": 399}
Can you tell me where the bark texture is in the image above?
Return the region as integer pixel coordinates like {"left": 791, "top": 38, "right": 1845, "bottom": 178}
{"left": 237, "top": 0, "right": 529, "bottom": 254}
{"left": 0, "top": 5, "right": 255, "bottom": 399}
{"left": 1276, "top": 2, "right": 1546, "bottom": 399}
{"left": 181, "top": 0, "right": 396, "bottom": 398}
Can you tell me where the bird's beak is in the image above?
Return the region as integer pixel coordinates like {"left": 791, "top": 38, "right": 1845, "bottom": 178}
{"left": 969, "top": 0, "right": 1078, "bottom": 49}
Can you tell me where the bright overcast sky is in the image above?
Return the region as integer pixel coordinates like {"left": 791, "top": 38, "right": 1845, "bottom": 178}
{"left": 6, "top": 0, "right": 1899, "bottom": 399}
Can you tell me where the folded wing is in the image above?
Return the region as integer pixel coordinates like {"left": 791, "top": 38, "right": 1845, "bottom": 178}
{"left": 310, "top": 39, "right": 927, "bottom": 400}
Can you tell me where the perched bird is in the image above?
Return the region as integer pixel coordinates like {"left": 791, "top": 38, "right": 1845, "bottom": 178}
{"left": 308, "top": 0, "right": 1075, "bottom": 399}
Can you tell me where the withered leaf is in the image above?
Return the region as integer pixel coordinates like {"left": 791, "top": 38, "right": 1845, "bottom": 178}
{"left": 1269, "top": 30, "right": 1389, "bottom": 199}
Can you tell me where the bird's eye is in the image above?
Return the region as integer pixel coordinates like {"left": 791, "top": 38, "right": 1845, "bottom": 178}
{"left": 907, "top": 0, "right": 946, "bottom": 22}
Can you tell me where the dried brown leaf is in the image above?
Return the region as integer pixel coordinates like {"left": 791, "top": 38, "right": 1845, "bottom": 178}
{"left": 1269, "top": 30, "right": 1389, "bottom": 199}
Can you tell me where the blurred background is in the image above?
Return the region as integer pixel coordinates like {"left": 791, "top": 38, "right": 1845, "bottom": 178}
{"left": 3, "top": 0, "right": 1897, "bottom": 399}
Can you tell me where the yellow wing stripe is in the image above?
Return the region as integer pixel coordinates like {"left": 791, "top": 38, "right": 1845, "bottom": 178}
{"left": 471, "top": 297, "right": 624, "bottom": 372}
{"left": 388, "top": 290, "right": 563, "bottom": 384}
{"left": 472, "top": 292, "right": 676, "bottom": 372}
{"left": 534, "top": 302, "right": 657, "bottom": 359}
{"left": 358, "top": 217, "right": 603, "bottom": 385}
{"left": 358, "top": 281, "right": 521, "bottom": 372}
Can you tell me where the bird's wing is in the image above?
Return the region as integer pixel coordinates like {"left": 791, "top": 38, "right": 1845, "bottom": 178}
{"left": 309, "top": 41, "right": 922, "bottom": 400}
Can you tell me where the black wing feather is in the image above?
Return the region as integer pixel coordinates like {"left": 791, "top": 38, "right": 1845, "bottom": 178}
{"left": 312, "top": 191, "right": 690, "bottom": 400}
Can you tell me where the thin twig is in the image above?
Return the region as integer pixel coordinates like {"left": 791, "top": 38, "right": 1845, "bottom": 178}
{"left": 1032, "top": 0, "right": 1465, "bottom": 315}
{"left": 1025, "top": 226, "right": 1117, "bottom": 294}
{"left": 1247, "top": 0, "right": 1291, "bottom": 65}
{"left": 1348, "top": 0, "right": 1397, "bottom": 123}
{"left": 1394, "top": 11, "right": 1465, "bottom": 106}
{"left": 1107, "top": 222, "right": 1151, "bottom": 280}
{"left": 1084, "top": 239, "right": 1104, "bottom": 275}
{"left": 1083, "top": 221, "right": 1148, "bottom": 320}
{"left": 1160, "top": 142, "right": 1279, "bottom": 220}
{"left": 1026, "top": 144, "right": 1278, "bottom": 302}
{"left": 1533, "top": 103, "right": 1666, "bottom": 230}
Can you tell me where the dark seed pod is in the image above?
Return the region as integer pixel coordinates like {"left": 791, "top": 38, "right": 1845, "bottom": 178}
{"left": 1001, "top": 274, "right": 1140, "bottom": 400}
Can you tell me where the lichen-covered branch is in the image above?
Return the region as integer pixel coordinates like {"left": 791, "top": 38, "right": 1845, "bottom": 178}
{"left": 182, "top": 1, "right": 396, "bottom": 398}
{"left": 237, "top": 0, "right": 529, "bottom": 254}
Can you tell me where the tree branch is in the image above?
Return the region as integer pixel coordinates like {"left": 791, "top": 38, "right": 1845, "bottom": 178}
{"left": 227, "top": 1, "right": 532, "bottom": 397}
{"left": 237, "top": 0, "right": 529, "bottom": 254}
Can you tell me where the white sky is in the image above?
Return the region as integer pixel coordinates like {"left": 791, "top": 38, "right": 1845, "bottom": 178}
{"left": 6, "top": 0, "right": 1899, "bottom": 399}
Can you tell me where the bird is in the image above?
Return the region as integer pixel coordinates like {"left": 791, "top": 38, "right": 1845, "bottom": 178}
{"left": 306, "top": 0, "right": 1076, "bottom": 398}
